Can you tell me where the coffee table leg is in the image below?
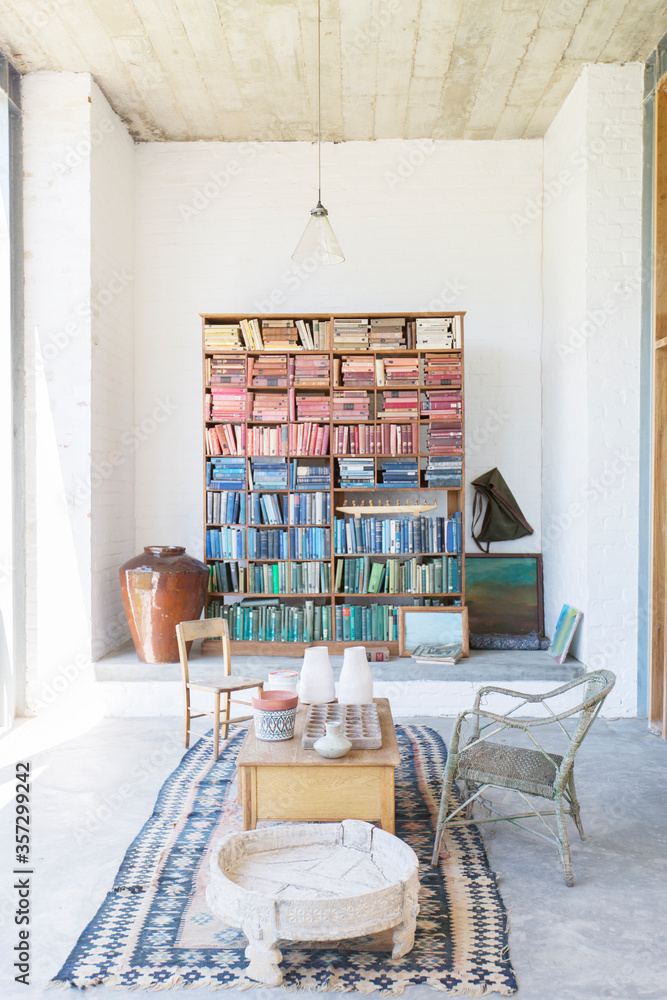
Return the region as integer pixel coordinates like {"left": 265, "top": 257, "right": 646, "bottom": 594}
{"left": 391, "top": 872, "right": 420, "bottom": 960}
{"left": 243, "top": 919, "right": 282, "bottom": 986}
{"left": 240, "top": 766, "right": 257, "bottom": 830}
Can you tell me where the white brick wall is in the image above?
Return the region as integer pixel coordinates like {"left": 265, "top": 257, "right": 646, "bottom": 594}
{"left": 134, "top": 139, "right": 544, "bottom": 557}
{"left": 542, "top": 64, "right": 643, "bottom": 717}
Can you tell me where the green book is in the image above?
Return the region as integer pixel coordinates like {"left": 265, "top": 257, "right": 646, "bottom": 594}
{"left": 361, "top": 555, "right": 371, "bottom": 593}
{"left": 368, "top": 561, "right": 384, "bottom": 594}
{"left": 335, "top": 557, "right": 344, "bottom": 593}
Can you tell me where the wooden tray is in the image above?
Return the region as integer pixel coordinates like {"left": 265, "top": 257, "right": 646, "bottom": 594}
{"left": 302, "top": 702, "right": 382, "bottom": 749}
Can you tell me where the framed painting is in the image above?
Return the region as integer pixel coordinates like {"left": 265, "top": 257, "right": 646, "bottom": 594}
{"left": 547, "top": 604, "right": 582, "bottom": 663}
{"left": 398, "top": 606, "right": 469, "bottom": 657}
{"left": 465, "top": 554, "right": 544, "bottom": 635}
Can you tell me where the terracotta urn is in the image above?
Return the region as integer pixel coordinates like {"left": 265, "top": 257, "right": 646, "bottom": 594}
{"left": 119, "top": 546, "right": 208, "bottom": 663}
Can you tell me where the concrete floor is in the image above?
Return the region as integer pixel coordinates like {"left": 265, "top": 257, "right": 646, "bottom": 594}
{"left": 1, "top": 712, "right": 666, "bottom": 1000}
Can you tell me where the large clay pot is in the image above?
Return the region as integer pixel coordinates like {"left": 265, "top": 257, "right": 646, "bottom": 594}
{"left": 119, "top": 546, "right": 208, "bottom": 663}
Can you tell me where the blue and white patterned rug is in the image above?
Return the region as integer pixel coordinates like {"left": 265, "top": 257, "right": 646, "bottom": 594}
{"left": 52, "top": 725, "right": 516, "bottom": 995}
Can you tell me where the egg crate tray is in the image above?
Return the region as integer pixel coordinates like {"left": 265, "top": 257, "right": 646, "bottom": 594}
{"left": 302, "top": 702, "right": 382, "bottom": 750}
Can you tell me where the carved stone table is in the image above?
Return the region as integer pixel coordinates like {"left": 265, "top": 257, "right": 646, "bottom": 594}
{"left": 206, "top": 819, "right": 420, "bottom": 987}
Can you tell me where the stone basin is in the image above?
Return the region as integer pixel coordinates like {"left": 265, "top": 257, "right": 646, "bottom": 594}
{"left": 206, "top": 819, "right": 420, "bottom": 986}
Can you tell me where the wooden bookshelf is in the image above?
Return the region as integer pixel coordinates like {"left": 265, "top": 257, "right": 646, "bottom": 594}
{"left": 201, "top": 313, "right": 465, "bottom": 657}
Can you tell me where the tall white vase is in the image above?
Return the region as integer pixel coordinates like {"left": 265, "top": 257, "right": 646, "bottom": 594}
{"left": 338, "top": 646, "right": 374, "bottom": 704}
{"left": 298, "top": 645, "right": 335, "bottom": 704}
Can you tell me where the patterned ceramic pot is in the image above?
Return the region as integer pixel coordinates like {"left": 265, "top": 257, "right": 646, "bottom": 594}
{"left": 119, "top": 546, "right": 208, "bottom": 664}
{"left": 252, "top": 691, "right": 298, "bottom": 741}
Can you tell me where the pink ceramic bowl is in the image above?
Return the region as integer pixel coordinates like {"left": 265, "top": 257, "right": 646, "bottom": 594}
{"left": 252, "top": 690, "right": 298, "bottom": 712}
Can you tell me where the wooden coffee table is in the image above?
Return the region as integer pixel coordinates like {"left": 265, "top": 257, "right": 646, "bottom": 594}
{"left": 236, "top": 698, "right": 400, "bottom": 832}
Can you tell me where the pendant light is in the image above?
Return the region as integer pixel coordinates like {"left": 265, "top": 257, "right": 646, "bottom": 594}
{"left": 292, "top": 0, "right": 344, "bottom": 265}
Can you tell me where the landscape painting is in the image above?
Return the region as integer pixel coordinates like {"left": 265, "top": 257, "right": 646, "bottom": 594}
{"left": 465, "top": 554, "right": 543, "bottom": 635}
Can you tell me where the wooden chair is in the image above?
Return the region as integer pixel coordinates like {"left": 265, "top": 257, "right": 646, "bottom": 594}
{"left": 431, "top": 670, "right": 615, "bottom": 885}
{"left": 176, "top": 618, "right": 264, "bottom": 761}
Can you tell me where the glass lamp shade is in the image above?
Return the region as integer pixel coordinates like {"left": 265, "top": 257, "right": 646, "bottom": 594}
{"left": 292, "top": 202, "right": 344, "bottom": 265}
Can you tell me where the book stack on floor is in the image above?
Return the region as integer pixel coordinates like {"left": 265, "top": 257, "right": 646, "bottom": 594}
{"left": 378, "top": 390, "right": 419, "bottom": 419}
{"left": 204, "top": 323, "right": 243, "bottom": 351}
{"left": 294, "top": 354, "right": 330, "bottom": 385}
{"left": 251, "top": 393, "right": 288, "bottom": 422}
{"left": 381, "top": 357, "right": 419, "bottom": 385}
{"left": 333, "top": 318, "right": 369, "bottom": 350}
{"left": 416, "top": 316, "right": 462, "bottom": 349}
{"left": 378, "top": 458, "right": 419, "bottom": 488}
{"left": 207, "top": 354, "right": 245, "bottom": 385}
{"left": 248, "top": 354, "right": 289, "bottom": 387}
{"left": 341, "top": 355, "right": 375, "bottom": 385}
{"left": 338, "top": 457, "right": 374, "bottom": 488}
{"left": 333, "top": 391, "right": 371, "bottom": 420}
{"left": 411, "top": 642, "right": 463, "bottom": 665}
{"left": 368, "top": 317, "right": 405, "bottom": 348}
{"left": 424, "top": 354, "right": 462, "bottom": 386}
{"left": 206, "top": 456, "right": 246, "bottom": 490}
{"left": 249, "top": 457, "right": 288, "bottom": 490}
{"left": 425, "top": 456, "right": 462, "bottom": 487}
{"left": 292, "top": 461, "right": 331, "bottom": 490}
{"left": 207, "top": 386, "right": 246, "bottom": 422}
{"left": 261, "top": 319, "right": 299, "bottom": 347}
{"left": 421, "top": 389, "right": 462, "bottom": 420}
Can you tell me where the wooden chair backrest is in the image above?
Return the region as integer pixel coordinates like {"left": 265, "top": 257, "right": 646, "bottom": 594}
{"left": 175, "top": 618, "right": 231, "bottom": 682}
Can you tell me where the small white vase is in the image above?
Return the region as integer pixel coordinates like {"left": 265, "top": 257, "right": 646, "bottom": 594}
{"left": 338, "top": 645, "right": 374, "bottom": 704}
{"left": 298, "top": 645, "right": 335, "bottom": 704}
{"left": 313, "top": 721, "right": 353, "bottom": 759}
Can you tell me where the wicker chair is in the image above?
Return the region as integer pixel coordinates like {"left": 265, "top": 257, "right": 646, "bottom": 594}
{"left": 431, "top": 670, "right": 615, "bottom": 886}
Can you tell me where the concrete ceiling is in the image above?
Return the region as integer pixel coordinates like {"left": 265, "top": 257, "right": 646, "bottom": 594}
{"left": 0, "top": 0, "right": 665, "bottom": 142}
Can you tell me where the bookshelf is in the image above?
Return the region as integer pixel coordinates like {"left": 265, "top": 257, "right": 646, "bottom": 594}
{"left": 202, "top": 313, "right": 465, "bottom": 656}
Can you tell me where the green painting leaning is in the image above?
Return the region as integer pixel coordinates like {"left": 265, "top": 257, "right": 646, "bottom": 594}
{"left": 548, "top": 604, "right": 583, "bottom": 663}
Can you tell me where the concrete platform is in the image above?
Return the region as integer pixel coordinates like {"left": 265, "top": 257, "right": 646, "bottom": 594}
{"left": 93, "top": 641, "right": 584, "bottom": 717}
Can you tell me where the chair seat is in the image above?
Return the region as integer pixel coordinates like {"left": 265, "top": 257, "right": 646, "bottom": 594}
{"left": 188, "top": 677, "right": 264, "bottom": 694}
{"left": 458, "top": 742, "right": 563, "bottom": 799}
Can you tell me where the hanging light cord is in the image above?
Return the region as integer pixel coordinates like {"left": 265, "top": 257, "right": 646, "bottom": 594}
{"left": 317, "top": 0, "right": 321, "bottom": 205}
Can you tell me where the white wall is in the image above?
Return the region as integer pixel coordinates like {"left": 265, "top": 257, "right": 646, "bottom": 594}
{"left": 90, "top": 84, "right": 135, "bottom": 660}
{"left": 22, "top": 73, "right": 135, "bottom": 713}
{"left": 134, "top": 139, "right": 544, "bottom": 558}
{"left": 542, "top": 64, "right": 643, "bottom": 716}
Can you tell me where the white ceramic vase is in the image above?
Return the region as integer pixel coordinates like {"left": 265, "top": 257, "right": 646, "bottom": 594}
{"left": 338, "top": 645, "right": 374, "bottom": 704}
{"left": 313, "top": 721, "right": 353, "bottom": 759}
{"left": 298, "top": 645, "right": 335, "bottom": 704}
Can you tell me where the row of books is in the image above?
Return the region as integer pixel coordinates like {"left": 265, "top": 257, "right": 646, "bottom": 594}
{"left": 208, "top": 561, "right": 245, "bottom": 593}
{"left": 416, "top": 316, "right": 462, "bottom": 349}
{"left": 248, "top": 560, "right": 331, "bottom": 595}
{"left": 247, "top": 491, "right": 330, "bottom": 526}
{"left": 245, "top": 423, "right": 330, "bottom": 457}
{"left": 207, "top": 355, "right": 245, "bottom": 385}
{"left": 335, "top": 603, "right": 399, "bottom": 642}
{"left": 338, "top": 458, "right": 374, "bottom": 489}
{"left": 334, "top": 555, "right": 460, "bottom": 594}
{"left": 248, "top": 355, "right": 289, "bottom": 387}
{"left": 332, "top": 390, "right": 370, "bottom": 421}
{"left": 427, "top": 423, "right": 463, "bottom": 455}
{"left": 378, "top": 390, "right": 419, "bottom": 419}
{"left": 207, "top": 599, "right": 334, "bottom": 643}
{"left": 206, "top": 490, "right": 246, "bottom": 524}
{"left": 333, "top": 514, "right": 463, "bottom": 555}
{"left": 206, "top": 424, "right": 245, "bottom": 456}
{"left": 245, "top": 526, "right": 331, "bottom": 561}
{"left": 206, "top": 527, "right": 245, "bottom": 560}
{"left": 206, "top": 387, "right": 245, "bottom": 422}
{"left": 332, "top": 423, "right": 419, "bottom": 455}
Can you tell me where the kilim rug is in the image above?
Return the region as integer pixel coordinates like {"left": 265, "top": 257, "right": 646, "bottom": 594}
{"left": 52, "top": 725, "right": 516, "bottom": 995}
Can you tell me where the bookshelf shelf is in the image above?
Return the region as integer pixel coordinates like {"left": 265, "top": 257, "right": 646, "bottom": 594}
{"left": 201, "top": 311, "right": 465, "bottom": 655}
